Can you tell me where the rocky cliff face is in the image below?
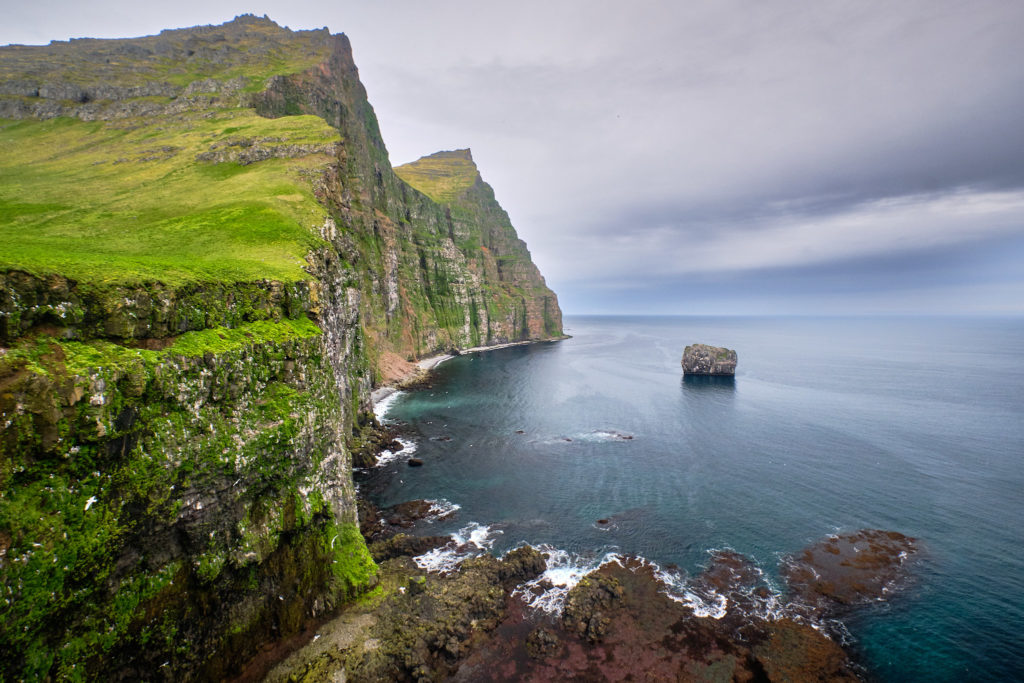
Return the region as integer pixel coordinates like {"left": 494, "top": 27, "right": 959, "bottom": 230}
{"left": 0, "top": 15, "right": 562, "bottom": 680}
{"left": 395, "top": 149, "right": 563, "bottom": 345}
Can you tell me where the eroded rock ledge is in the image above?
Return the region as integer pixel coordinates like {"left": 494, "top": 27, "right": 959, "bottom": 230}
{"left": 260, "top": 513, "right": 919, "bottom": 681}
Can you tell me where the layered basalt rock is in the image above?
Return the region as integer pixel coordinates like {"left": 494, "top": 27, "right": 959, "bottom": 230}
{"left": 682, "top": 343, "right": 738, "bottom": 375}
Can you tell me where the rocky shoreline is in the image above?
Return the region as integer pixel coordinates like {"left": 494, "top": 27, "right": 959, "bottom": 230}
{"left": 253, "top": 494, "right": 918, "bottom": 682}
{"left": 238, "top": 352, "right": 921, "bottom": 682}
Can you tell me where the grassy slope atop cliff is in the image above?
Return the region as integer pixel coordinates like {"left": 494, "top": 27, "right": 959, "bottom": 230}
{"left": 396, "top": 149, "right": 564, "bottom": 339}
{"left": 393, "top": 148, "right": 478, "bottom": 204}
{"left": 0, "top": 111, "right": 335, "bottom": 285}
{"left": 0, "top": 14, "right": 342, "bottom": 286}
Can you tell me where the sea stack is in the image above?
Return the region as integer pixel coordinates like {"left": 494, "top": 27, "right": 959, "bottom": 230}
{"left": 682, "top": 344, "right": 737, "bottom": 376}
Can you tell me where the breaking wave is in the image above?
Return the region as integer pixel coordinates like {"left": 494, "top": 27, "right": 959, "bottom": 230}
{"left": 375, "top": 437, "right": 417, "bottom": 466}
{"left": 413, "top": 522, "right": 503, "bottom": 574}
{"left": 373, "top": 390, "right": 404, "bottom": 420}
{"left": 512, "top": 545, "right": 624, "bottom": 614}
{"left": 424, "top": 498, "right": 461, "bottom": 520}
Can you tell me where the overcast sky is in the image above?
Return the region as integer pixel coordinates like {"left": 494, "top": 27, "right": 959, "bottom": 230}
{"left": 4, "top": 1, "right": 1024, "bottom": 314}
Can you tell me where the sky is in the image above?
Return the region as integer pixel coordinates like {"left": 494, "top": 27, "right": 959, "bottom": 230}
{"left": 3, "top": 0, "right": 1024, "bottom": 315}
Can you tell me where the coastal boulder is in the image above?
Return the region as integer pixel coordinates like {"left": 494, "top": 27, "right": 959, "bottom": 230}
{"left": 682, "top": 343, "right": 737, "bottom": 375}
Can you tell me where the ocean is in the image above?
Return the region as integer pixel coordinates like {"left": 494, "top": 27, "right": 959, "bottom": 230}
{"left": 360, "top": 315, "right": 1024, "bottom": 680}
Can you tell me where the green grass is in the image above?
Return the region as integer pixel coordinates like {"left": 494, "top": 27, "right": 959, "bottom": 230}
{"left": 0, "top": 109, "right": 338, "bottom": 285}
{"left": 394, "top": 149, "right": 478, "bottom": 204}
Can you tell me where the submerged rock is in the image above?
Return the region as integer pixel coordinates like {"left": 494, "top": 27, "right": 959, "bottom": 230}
{"left": 783, "top": 528, "right": 919, "bottom": 612}
{"left": 682, "top": 343, "right": 738, "bottom": 375}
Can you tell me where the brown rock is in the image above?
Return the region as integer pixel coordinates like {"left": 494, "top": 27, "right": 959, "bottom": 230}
{"left": 525, "top": 627, "right": 562, "bottom": 659}
{"left": 369, "top": 533, "right": 449, "bottom": 562}
{"left": 783, "top": 528, "right": 918, "bottom": 611}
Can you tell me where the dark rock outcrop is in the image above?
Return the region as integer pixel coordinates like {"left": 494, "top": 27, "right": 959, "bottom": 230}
{"left": 343, "top": 549, "right": 546, "bottom": 681}
{"left": 682, "top": 343, "right": 738, "bottom": 375}
{"left": 368, "top": 533, "right": 450, "bottom": 563}
{"left": 275, "top": 530, "right": 918, "bottom": 681}
{"left": 451, "top": 556, "right": 861, "bottom": 682}
{"left": 562, "top": 572, "right": 624, "bottom": 642}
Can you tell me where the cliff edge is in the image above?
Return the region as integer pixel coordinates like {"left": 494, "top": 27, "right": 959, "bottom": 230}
{"left": 395, "top": 149, "right": 563, "bottom": 344}
{"left": 0, "top": 14, "right": 562, "bottom": 680}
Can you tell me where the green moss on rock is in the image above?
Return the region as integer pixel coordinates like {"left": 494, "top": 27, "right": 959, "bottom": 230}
{"left": 0, "top": 317, "right": 376, "bottom": 679}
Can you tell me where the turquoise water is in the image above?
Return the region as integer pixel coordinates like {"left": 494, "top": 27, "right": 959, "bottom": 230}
{"left": 361, "top": 316, "right": 1024, "bottom": 680}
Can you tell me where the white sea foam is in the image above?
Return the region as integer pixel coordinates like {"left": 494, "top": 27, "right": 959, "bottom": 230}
{"left": 413, "top": 522, "right": 502, "bottom": 574}
{"left": 414, "top": 545, "right": 465, "bottom": 574}
{"left": 424, "top": 499, "right": 461, "bottom": 520}
{"left": 678, "top": 590, "right": 729, "bottom": 619}
{"left": 452, "top": 521, "right": 502, "bottom": 549}
{"left": 374, "top": 437, "right": 417, "bottom": 466}
{"left": 586, "top": 429, "right": 635, "bottom": 442}
{"left": 650, "top": 565, "right": 729, "bottom": 619}
{"left": 373, "top": 390, "right": 404, "bottom": 420}
{"left": 649, "top": 550, "right": 802, "bottom": 623}
{"left": 544, "top": 429, "right": 635, "bottom": 445}
{"left": 513, "top": 545, "right": 623, "bottom": 614}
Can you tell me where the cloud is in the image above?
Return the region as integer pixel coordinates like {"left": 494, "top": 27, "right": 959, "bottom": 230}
{"left": 548, "top": 188, "right": 1024, "bottom": 283}
{"left": 4, "top": 0, "right": 1024, "bottom": 313}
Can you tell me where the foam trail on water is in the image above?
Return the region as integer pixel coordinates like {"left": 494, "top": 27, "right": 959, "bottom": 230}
{"left": 655, "top": 565, "right": 730, "bottom": 619}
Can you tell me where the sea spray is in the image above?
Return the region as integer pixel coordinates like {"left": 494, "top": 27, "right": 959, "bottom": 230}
{"left": 512, "top": 545, "right": 624, "bottom": 614}
{"left": 374, "top": 437, "right": 417, "bottom": 467}
{"left": 413, "top": 522, "right": 503, "bottom": 573}
{"left": 424, "top": 499, "right": 461, "bottom": 520}
{"left": 372, "top": 389, "right": 405, "bottom": 420}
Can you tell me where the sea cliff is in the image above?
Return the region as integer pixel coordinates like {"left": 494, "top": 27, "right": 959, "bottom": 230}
{"left": 0, "top": 15, "right": 562, "bottom": 680}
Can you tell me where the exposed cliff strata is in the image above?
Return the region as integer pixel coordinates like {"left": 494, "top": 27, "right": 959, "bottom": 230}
{"left": 395, "top": 149, "right": 564, "bottom": 344}
{"left": 0, "top": 14, "right": 563, "bottom": 680}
